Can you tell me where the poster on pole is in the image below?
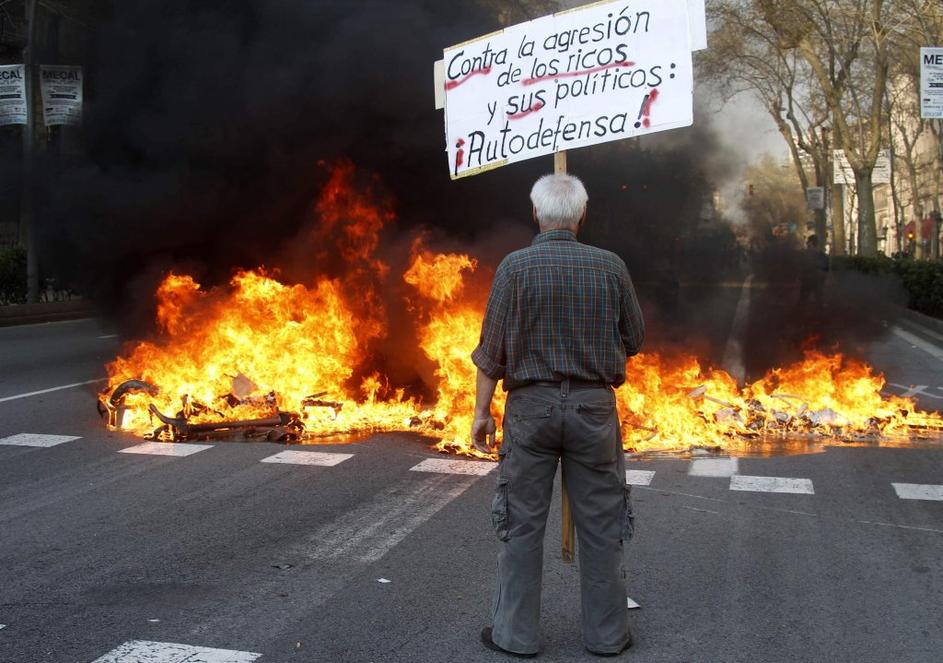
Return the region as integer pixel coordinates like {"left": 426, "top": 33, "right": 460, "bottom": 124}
{"left": 0, "top": 64, "right": 27, "bottom": 126}
{"left": 805, "top": 187, "right": 825, "bottom": 210}
{"left": 40, "top": 65, "right": 83, "bottom": 127}
{"left": 442, "top": 0, "right": 694, "bottom": 179}
{"left": 920, "top": 47, "right": 943, "bottom": 120}
{"left": 832, "top": 150, "right": 891, "bottom": 185}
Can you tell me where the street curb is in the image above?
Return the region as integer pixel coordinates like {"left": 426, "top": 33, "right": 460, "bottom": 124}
{"left": 902, "top": 308, "right": 943, "bottom": 335}
{"left": 0, "top": 300, "right": 97, "bottom": 327}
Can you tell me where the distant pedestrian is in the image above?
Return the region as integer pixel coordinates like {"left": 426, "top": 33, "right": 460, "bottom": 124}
{"left": 471, "top": 174, "right": 645, "bottom": 657}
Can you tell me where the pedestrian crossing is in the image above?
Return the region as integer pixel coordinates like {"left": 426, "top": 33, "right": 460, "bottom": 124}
{"left": 91, "top": 640, "right": 261, "bottom": 663}
{"left": 2, "top": 432, "right": 943, "bottom": 501}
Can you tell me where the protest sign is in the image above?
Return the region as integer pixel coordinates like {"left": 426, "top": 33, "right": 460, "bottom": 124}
{"left": 921, "top": 47, "right": 943, "bottom": 120}
{"left": 805, "top": 187, "right": 825, "bottom": 211}
{"left": 40, "top": 65, "right": 83, "bottom": 127}
{"left": 0, "top": 64, "right": 27, "bottom": 126}
{"left": 442, "top": 0, "right": 694, "bottom": 179}
{"left": 833, "top": 150, "right": 891, "bottom": 185}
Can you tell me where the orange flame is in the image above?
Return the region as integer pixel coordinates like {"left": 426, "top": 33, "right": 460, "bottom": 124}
{"left": 103, "top": 163, "right": 942, "bottom": 455}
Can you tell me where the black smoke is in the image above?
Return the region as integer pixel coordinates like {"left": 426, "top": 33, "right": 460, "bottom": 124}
{"left": 29, "top": 0, "right": 898, "bottom": 379}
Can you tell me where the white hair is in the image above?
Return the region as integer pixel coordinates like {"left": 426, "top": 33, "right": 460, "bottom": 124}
{"left": 529, "top": 174, "right": 588, "bottom": 231}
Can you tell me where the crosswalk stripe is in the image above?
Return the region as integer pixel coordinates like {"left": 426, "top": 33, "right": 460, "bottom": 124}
{"left": 626, "top": 469, "right": 655, "bottom": 486}
{"left": 891, "top": 483, "right": 943, "bottom": 501}
{"left": 730, "top": 475, "right": 814, "bottom": 495}
{"left": 260, "top": 450, "right": 353, "bottom": 466}
{"left": 409, "top": 457, "right": 496, "bottom": 476}
{"left": 118, "top": 442, "right": 213, "bottom": 457}
{"left": 0, "top": 433, "right": 80, "bottom": 448}
{"left": 689, "top": 457, "right": 739, "bottom": 477}
{"left": 91, "top": 640, "right": 261, "bottom": 662}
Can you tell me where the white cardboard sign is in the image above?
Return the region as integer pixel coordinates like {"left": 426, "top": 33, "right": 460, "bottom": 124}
{"left": 443, "top": 0, "right": 694, "bottom": 179}
{"left": 833, "top": 149, "right": 891, "bottom": 185}
{"left": 40, "top": 65, "right": 83, "bottom": 127}
{"left": 920, "top": 47, "right": 943, "bottom": 120}
{"left": 0, "top": 64, "right": 27, "bottom": 126}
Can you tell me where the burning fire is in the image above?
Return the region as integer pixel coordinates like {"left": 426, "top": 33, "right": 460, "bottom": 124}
{"left": 100, "top": 163, "right": 942, "bottom": 456}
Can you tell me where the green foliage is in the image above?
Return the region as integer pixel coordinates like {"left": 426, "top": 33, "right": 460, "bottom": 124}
{"left": 0, "top": 245, "right": 27, "bottom": 305}
{"left": 833, "top": 255, "right": 943, "bottom": 318}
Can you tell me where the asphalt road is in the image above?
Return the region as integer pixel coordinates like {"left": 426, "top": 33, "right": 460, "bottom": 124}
{"left": 0, "top": 310, "right": 941, "bottom": 663}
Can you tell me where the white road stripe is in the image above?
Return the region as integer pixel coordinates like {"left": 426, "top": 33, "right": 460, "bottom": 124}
{"left": 626, "top": 597, "right": 640, "bottom": 609}
{"left": 689, "top": 457, "right": 739, "bottom": 477}
{"left": 304, "top": 473, "right": 479, "bottom": 563}
{"left": 626, "top": 469, "right": 655, "bottom": 486}
{"left": 891, "top": 483, "right": 943, "bottom": 502}
{"left": 261, "top": 450, "right": 353, "bottom": 466}
{"left": 721, "top": 274, "right": 753, "bottom": 382}
{"left": 98, "top": 334, "right": 119, "bottom": 339}
{"left": 0, "top": 378, "right": 107, "bottom": 404}
{"left": 118, "top": 442, "right": 213, "bottom": 457}
{"left": 0, "top": 433, "right": 80, "bottom": 448}
{"left": 730, "top": 475, "right": 814, "bottom": 495}
{"left": 91, "top": 640, "right": 261, "bottom": 663}
{"left": 410, "top": 457, "right": 496, "bottom": 476}
{"left": 891, "top": 326, "right": 943, "bottom": 363}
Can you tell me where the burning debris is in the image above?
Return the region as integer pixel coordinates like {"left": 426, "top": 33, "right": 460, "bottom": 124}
{"left": 97, "top": 164, "right": 943, "bottom": 456}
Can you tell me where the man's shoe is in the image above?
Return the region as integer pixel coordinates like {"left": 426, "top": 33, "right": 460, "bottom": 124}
{"left": 585, "top": 629, "right": 633, "bottom": 657}
{"left": 480, "top": 627, "right": 537, "bottom": 658}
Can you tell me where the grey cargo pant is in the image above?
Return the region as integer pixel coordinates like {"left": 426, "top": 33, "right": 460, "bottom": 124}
{"left": 490, "top": 380, "right": 634, "bottom": 655}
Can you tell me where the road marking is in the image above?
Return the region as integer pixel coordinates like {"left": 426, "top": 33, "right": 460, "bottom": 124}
{"left": 891, "top": 483, "right": 943, "bottom": 502}
{"left": 730, "top": 475, "right": 814, "bottom": 495}
{"left": 681, "top": 505, "right": 720, "bottom": 515}
{"left": 0, "top": 433, "right": 80, "bottom": 448}
{"left": 304, "top": 473, "right": 479, "bottom": 563}
{"left": 689, "top": 457, "right": 739, "bottom": 477}
{"left": 98, "top": 334, "right": 119, "bottom": 339}
{"left": 626, "top": 597, "right": 640, "bottom": 609}
{"left": 891, "top": 326, "right": 943, "bottom": 363}
{"left": 900, "top": 318, "right": 943, "bottom": 344}
{"left": 0, "top": 377, "right": 107, "bottom": 404}
{"left": 721, "top": 274, "right": 753, "bottom": 383}
{"left": 91, "top": 640, "right": 261, "bottom": 663}
{"left": 260, "top": 450, "right": 353, "bottom": 466}
{"left": 886, "top": 383, "right": 943, "bottom": 400}
{"left": 409, "top": 457, "right": 496, "bottom": 476}
{"left": 0, "top": 623, "right": 5, "bottom": 629}
{"left": 118, "top": 442, "right": 213, "bottom": 457}
{"left": 626, "top": 469, "right": 655, "bottom": 486}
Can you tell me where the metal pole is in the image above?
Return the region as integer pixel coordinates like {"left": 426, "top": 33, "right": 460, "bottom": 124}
{"left": 555, "top": 149, "right": 577, "bottom": 565}
{"left": 20, "top": 0, "right": 39, "bottom": 302}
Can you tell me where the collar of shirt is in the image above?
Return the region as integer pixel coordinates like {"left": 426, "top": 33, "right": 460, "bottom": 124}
{"left": 532, "top": 229, "right": 577, "bottom": 245}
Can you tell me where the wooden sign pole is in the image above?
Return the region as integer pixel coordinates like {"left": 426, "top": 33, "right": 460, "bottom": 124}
{"left": 555, "top": 150, "right": 577, "bottom": 565}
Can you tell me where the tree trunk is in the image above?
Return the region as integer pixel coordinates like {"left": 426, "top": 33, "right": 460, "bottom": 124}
{"left": 854, "top": 170, "right": 878, "bottom": 256}
{"left": 831, "top": 169, "right": 846, "bottom": 256}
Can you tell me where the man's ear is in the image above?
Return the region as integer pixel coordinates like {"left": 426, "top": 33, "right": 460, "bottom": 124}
{"left": 533, "top": 207, "right": 539, "bottom": 226}
{"left": 577, "top": 206, "right": 587, "bottom": 229}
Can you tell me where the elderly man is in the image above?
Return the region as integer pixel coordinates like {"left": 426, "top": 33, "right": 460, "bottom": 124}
{"left": 471, "top": 173, "right": 645, "bottom": 657}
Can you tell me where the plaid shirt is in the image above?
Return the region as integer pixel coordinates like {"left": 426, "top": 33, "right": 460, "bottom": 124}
{"left": 472, "top": 230, "right": 645, "bottom": 390}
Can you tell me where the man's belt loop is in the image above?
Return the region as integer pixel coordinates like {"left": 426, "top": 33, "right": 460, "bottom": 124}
{"left": 561, "top": 378, "right": 570, "bottom": 399}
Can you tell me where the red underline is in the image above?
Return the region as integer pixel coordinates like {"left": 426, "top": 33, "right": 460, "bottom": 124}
{"left": 507, "top": 101, "right": 546, "bottom": 120}
{"left": 523, "top": 60, "right": 635, "bottom": 87}
{"left": 445, "top": 67, "right": 492, "bottom": 91}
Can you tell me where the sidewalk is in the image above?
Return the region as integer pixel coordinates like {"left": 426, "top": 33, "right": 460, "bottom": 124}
{"left": 0, "top": 300, "right": 96, "bottom": 327}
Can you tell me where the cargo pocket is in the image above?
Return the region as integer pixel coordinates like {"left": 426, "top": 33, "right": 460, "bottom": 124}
{"left": 491, "top": 478, "right": 511, "bottom": 542}
{"left": 621, "top": 484, "right": 635, "bottom": 542}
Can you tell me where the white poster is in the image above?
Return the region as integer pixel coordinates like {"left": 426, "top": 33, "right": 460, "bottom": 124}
{"left": 443, "top": 0, "right": 694, "bottom": 179}
{"left": 806, "top": 187, "right": 825, "bottom": 211}
{"left": 40, "top": 65, "right": 83, "bottom": 127}
{"left": 833, "top": 149, "right": 891, "bottom": 185}
{"left": 920, "top": 47, "right": 943, "bottom": 120}
{"left": 0, "top": 64, "right": 27, "bottom": 126}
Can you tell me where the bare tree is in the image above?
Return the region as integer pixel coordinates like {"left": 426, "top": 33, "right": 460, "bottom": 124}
{"left": 703, "top": 1, "right": 835, "bottom": 250}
